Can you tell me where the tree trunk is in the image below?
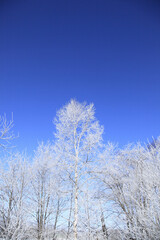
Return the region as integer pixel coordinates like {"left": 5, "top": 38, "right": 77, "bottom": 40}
{"left": 74, "top": 155, "right": 78, "bottom": 240}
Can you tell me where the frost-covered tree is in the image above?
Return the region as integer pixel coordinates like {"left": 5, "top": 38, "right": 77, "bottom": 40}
{"left": 29, "top": 142, "right": 65, "bottom": 240}
{"left": 97, "top": 140, "right": 160, "bottom": 240}
{"left": 54, "top": 99, "right": 103, "bottom": 240}
{"left": 0, "top": 153, "right": 29, "bottom": 240}
{"left": 0, "top": 114, "right": 14, "bottom": 150}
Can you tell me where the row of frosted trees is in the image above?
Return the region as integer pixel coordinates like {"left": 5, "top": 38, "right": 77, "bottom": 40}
{"left": 0, "top": 100, "right": 160, "bottom": 240}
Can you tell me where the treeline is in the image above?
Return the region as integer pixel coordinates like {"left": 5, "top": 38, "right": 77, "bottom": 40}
{"left": 0, "top": 100, "right": 160, "bottom": 240}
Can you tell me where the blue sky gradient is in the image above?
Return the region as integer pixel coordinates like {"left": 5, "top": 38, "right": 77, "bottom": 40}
{"left": 0, "top": 0, "right": 160, "bottom": 154}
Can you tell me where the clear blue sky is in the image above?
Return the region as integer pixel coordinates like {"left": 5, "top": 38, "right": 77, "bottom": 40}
{"left": 0, "top": 0, "right": 160, "bottom": 154}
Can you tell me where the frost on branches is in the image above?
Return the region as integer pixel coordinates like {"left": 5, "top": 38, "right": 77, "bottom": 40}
{"left": 0, "top": 100, "right": 160, "bottom": 240}
{"left": 54, "top": 99, "right": 104, "bottom": 240}
{"left": 98, "top": 139, "right": 160, "bottom": 240}
{"left": 0, "top": 114, "right": 14, "bottom": 150}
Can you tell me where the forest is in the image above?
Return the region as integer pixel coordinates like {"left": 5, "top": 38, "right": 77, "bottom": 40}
{"left": 0, "top": 99, "right": 159, "bottom": 240}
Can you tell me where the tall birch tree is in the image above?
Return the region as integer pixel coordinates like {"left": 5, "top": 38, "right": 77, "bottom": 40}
{"left": 54, "top": 99, "right": 103, "bottom": 240}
